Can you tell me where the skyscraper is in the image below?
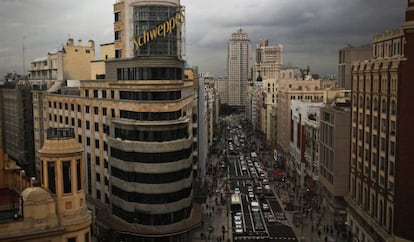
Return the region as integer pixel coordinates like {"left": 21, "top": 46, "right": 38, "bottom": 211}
{"left": 346, "top": 1, "right": 414, "bottom": 241}
{"left": 227, "top": 29, "right": 252, "bottom": 108}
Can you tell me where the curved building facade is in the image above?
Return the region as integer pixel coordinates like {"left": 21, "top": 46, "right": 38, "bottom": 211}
{"left": 40, "top": 0, "right": 201, "bottom": 241}
{"left": 101, "top": 0, "right": 200, "bottom": 241}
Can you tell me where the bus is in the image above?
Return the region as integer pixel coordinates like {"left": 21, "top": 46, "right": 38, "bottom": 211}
{"left": 231, "top": 194, "right": 242, "bottom": 213}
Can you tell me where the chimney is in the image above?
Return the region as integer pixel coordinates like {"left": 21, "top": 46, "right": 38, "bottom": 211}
{"left": 78, "top": 39, "right": 83, "bottom": 46}
{"left": 66, "top": 38, "right": 74, "bottom": 46}
{"left": 88, "top": 40, "right": 95, "bottom": 48}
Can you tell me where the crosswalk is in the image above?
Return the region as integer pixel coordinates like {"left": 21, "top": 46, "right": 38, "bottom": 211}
{"left": 235, "top": 236, "right": 297, "bottom": 241}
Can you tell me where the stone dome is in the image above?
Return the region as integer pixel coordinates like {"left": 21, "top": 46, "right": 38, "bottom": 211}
{"left": 22, "top": 187, "right": 54, "bottom": 204}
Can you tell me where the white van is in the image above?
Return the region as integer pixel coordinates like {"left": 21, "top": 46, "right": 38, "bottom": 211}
{"left": 251, "top": 201, "right": 260, "bottom": 212}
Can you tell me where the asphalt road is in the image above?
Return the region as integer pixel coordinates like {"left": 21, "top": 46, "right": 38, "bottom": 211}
{"left": 223, "top": 116, "right": 298, "bottom": 242}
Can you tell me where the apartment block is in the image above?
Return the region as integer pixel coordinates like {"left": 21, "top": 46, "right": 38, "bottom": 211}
{"left": 345, "top": 2, "right": 414, "bottom": 241}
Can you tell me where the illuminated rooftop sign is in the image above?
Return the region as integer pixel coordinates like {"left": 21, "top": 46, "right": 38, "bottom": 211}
{"left": 133, "top": 10, "right": 185, "bottom": 50}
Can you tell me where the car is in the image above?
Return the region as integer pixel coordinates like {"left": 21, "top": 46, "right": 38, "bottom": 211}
{"left": 247, "top": 186, "right": 253, "bottom": 192}
{"left": 262, "top": 179, "right": 269, "bottom": 185}
{"left": 234, "top": 188, "right": 240, "bottom": 194}
{"left": 234, "top": 215, "right": 242, "bottom": 225}
{"left": 266, "top": 214, "right": 276, "bottom": 223}
{"left": 262, "top": 203, "right": 269, "bottom": 211}
{"left": 256, "top": 186, "right": 263, "bottom": 193}
{"left": 235, "top": 224, "right": 243, "bottom": 234}
{"left": 264, "top": 184, "right": 271, "bottom": 190}
{"left": 248, "top": 191, "right": 255, "bottom": 199}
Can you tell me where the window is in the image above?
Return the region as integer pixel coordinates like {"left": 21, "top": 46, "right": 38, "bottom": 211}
{"left": 114, "top": 12, "right": 120, "bottom": 22}
{"left": 111, "top": 90, "right": 115, "bottom": 99}
{"left": 85, "top": 106, "right": 90, "bottom": 113}
{"left": 381, "top": 99, "right": 387, "bottom": 114}
{"left": 95, "top": 123, "right": 99, "bottom": 132}
{"left": 95, "top": 139, "right": 100, "bottom": 149}
{"left": 96, "top": 172, "right": 101, "bottom": 182}
{"left": 87, "top": 137, "right": 91, "bottom": 146}
{"left": 103, "top": 108, "right": 107, "bottom": 116}
{"left": 115, "top": 30, "right": 121, "bottom": 40}
{"left": 390, "top": 141, "right": 395, "bottom": 156}
{"left": 373, "top": 98, "right": 378, "bottom": 111}
{"left": 390, "top": 121, "right": 396, "bottom": 136}
{"left": 102, "top": 90, "right": 107, "bottom": 98}
{"left": 389, "top": 161, "right": 395, "bottom": 177}
{"left": 84, "top": 232, "right": 90, "bottom": 242}
{"left": 115, "top": 49, "right": 122, "bottom": 59}
{"left": 62, "top": 161, "right": 72, "bottom": 194}
{"left": 94, "top": 107, "right": 99, "bottom": 115}
{"left": 77, "top": 159, "right": 82, "bottom": 191}
{"left": 381, "top": 137, "right": 386, "bottom": 152}
{"left": 96, "top": 156, "right": 100, "bottom": 166}
{"left": 93, "top": 90, "right": 98, "bottom": 98}
{"left": 366, "top": 97, "right": 371, "bottom": 109}
{"left": 67, "top": 238, "right": 76, "bottom": 242}
{"left": 391, "top": 100, "right": 396, "bottom": 115}
{"left": 48, "top": 162, "right": 56, "bottom": 193}
{"left": 85, "top": 90, "right": 89, "bottom": 97}
{"left": 86, "top": 121, "right": 90, "bottom": 130}
{"left": 380, "top": 157, "right": 385, "bottom": 171}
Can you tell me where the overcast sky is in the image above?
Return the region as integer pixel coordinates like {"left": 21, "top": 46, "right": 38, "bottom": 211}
{"left": 0, "top": 0, "right": 407, "bottom": 78}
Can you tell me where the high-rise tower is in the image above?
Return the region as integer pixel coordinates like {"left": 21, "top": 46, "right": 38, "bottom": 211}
{"left": 227, "top": 29, "right": 252, "bottom": 108}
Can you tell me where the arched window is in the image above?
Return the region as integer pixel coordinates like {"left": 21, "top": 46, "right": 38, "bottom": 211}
{"left": 366, "top": 97, "right": 371, "bottom": 110}
{"left": 391, "top": 100, "right": 397, "bottom": 115}
{"left": 353, "top": 95, "right": 357, "bottom": 107}
{"left": 373, "top": 98, "right": 378, "bottom": 111}
{"left": 382, "top": 99, "right": 387, "bottom": 114}
{"left": 359, "top": 96, "right": 363, "bottom": 108}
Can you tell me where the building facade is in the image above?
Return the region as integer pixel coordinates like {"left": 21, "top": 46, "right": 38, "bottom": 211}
{"left": 319, "top": 98, "right": 351, "bottom": 231}
{"left": 0, "top": 80, "right": 35, "bottom": 177}
{"left": 276, "top": 79, "right": 338, "bottom": 154}
{"left": 30, "top": 39, "right": 95, "bottom": 81}
{"left": 338, "top": 45, "right": 371, "bottom": 89}
{"left": 0, "top": 127, "right": 91, "bottom": 242}
{"left": 39, "top": 0, "right": 202, "bottom": 241}
{"left": 289, "top": 100, "right": 324, "bottom": 189}
{"left": 227, "top": 29, "right": 252, "bottom": 108}
{"left": 345, "top": 2, "right": 414, "bottom": 241}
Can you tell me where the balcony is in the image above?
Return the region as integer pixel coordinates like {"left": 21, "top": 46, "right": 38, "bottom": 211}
{"left": 0, "top": 189, "right": 23, "bottom": 222}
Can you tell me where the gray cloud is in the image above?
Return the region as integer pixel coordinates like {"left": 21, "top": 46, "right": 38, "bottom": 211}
{"left": 0, "top": 0, "right": 407, "bottom": 78}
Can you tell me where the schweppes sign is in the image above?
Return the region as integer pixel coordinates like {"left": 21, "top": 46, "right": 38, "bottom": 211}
{"left": 133, "top": 10, "right": 185, "bottom": 50}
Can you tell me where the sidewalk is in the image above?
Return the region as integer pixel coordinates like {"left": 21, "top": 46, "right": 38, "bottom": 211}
{"left": 192, "top": 155, "right": 233, "bottom": 242}
{"left": 274, "top": 182, "right": 346, "bottom": 242}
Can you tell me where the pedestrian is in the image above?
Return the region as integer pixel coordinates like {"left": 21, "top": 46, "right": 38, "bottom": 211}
{"left": 318, "top": 230, "right": 321, "bottom": 238}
